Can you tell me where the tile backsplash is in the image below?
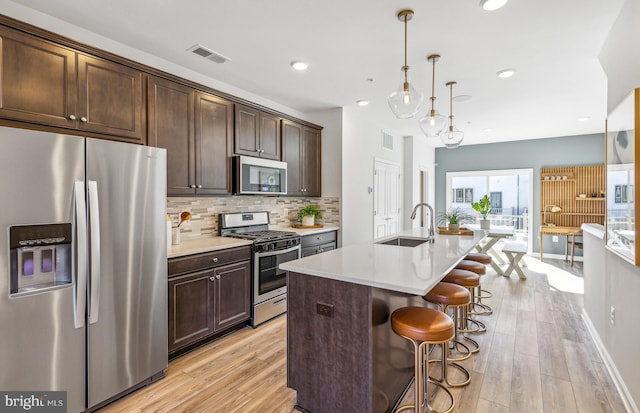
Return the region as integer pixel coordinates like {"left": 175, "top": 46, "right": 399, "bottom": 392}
{"left": 167, "top": 196, "right": 340, "bottom": 241}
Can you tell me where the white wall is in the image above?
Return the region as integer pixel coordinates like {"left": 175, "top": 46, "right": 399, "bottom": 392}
{"left": 584, "top": 0, "right": 640, "bottom": 409}
{"left": 403, "top": 136, "right": 436, "bottom": 230}
{"left": 599, "top": 0, "right": 640, "bottom": 112}
{"left": 341, "top": 104, "right": 407, "bottom": 246}
{"left": 308, "top": 108, "right": 342, "bottom": 199}
{"left": 583, "top": 228, "right": 640, "bottom": 412}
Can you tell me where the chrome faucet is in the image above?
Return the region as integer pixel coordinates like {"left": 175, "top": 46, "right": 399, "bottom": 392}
{"left": 410, "top": 203, "right": 435, "bottom": 242}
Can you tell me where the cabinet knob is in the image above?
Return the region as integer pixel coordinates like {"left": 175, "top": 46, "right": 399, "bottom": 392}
{"left": 68, "top": 115, "right": 77, "bottom": 120}
{"left": 197, "top": 184, "right": 202, "bottom": 188}
{"left": 215, "top": 274, "right": 221, "bottom": 280}
{"left": 212, "top": 257, "right": 219, "bottom": 263}
{"left": 190, "top": 184, "right": 196, "bottom": 189}
{"left": 209, "top": 276, "right": 216, "bottom": 282}
{"left": 80, "top": 116, "right": 88, "bottom": 123}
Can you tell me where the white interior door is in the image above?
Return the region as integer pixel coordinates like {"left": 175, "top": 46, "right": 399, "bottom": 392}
{"left": 374, "top": 159, "right": 400, "bottom": 239}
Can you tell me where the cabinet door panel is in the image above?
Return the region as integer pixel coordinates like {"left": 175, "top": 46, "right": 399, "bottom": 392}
{"left": 214, "top": 261, "right": 251, "bottom": 331}
{"left": 168, "top": 270, "right": 215, "bottom": 352}
{"left": 0, "top": 27, "right": 77, "bottom": 127}
{"left": 195, "top": 92, "right": 233, "bottom": 195}
{"left": 302, "top": 127, "right": 321, "bottom": 196}
{"left": 259, "top": 112, "right": 281, "bottom": 160}
{"left": 148, "top": 76, "right": 195, "bottom": 195}
{"left": 235, "top": 105, "right": 259, "bottom": 155}
{"left": 282, "top": 120, "right": 303, "bottom": 195}
{"left": 77, "top": 54, "right": 145, "bottom": 142}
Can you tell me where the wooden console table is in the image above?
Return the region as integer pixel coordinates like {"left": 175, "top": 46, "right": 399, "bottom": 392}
{"left": 539, "top": 225, "right": 581, "bottom": 261}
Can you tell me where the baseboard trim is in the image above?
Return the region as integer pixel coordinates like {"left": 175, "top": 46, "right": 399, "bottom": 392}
{"left": 581, "top": 309, "right": 639, "bottom": 413}
{"left": 534, "top": 252, "right": 583, "bottom": 262}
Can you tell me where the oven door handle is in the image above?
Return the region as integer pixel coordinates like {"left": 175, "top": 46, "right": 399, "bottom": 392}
{"left": 255, "top": 244, "right": 301, "bottom": 258}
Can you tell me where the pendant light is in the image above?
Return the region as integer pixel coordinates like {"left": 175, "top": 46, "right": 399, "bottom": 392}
{"left": 387, "top": 9, "right": 423, "bottom": 119}
{"left": 419, "top": 54, "right": 447, "bottom": 137}
{"left": 441, "top": 81, "right": 464, "bottom": 149}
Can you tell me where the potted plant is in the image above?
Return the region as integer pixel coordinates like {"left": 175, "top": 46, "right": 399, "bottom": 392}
{"left": 437, "top": 207, "right": 470, "bottom": 232}
{"left": 471, "top": 194, "right": 492, "bottom": 229}
{"left": 298, "top": 204, "right": 323, "bottom": 226}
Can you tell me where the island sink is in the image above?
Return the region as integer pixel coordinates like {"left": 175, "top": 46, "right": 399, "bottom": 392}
{"left": 377, "top": 236, "right": 430, "bottom": 247}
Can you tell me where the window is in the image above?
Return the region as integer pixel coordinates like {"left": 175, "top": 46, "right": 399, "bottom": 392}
{"left": 614, "top": 185, "right": 633, "bottom": 204}
{"left": 489, "top": 192, "right": 503, "bottom": 209}
{"left": 454, "top": 188, "right": 473, "bottom": 203}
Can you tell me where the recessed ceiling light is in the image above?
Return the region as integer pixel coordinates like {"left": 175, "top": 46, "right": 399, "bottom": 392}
{"left": 290, "top": 61, "right": 309, "bottom": 71}
{"left": 356, "top": 99, "right": 370, "bottom": 107}
{"left": 577, "top": 116, "right": 590, "bottom": 122}
{"left": 480, "top": 0, "right": 508, "bottom": 11}
{"left": 483, "top": 128, "right": 493, "bottom": 133}
{"left": 496, "top": 68, "right": 516, "bottom": 78}
{"left": 453, "top": 95, "right": 473, "bottom": 102}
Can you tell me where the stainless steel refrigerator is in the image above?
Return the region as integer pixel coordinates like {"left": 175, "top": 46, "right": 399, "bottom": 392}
{"left": 0, "top": 126, "right": 168, "bottom": 412}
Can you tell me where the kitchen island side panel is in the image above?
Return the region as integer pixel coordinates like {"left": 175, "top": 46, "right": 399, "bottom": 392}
{"left": 287, "top": 271, "right": 372, "bottom": 413}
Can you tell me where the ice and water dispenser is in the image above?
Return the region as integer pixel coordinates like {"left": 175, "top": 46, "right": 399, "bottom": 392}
{"left": 9, "top": 223, "right": 73, "bottom": 295}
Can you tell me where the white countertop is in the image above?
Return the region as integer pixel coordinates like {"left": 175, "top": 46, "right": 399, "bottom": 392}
{"left": 168, "top": 237, "right": 253, "bottom": 258}
{"left": 280, "top": 227, "right": 485, "bottom": 295}
{"left": 270, "top": 224, "right": 339, "bottom": 236}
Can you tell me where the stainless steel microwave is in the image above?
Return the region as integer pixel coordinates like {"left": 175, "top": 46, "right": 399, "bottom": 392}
{"left": 234, "top": 155, "right": 287, "bottom": 195}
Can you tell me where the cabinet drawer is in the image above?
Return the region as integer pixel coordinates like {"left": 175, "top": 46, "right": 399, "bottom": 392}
{"left": 302, "top": 242, "right": 336, "bottom": 258}
{"left": 301, "top": 231, "right": 337, "bottom": 248}
{"left": 169, "top": 246, "right": 251, "bottom": 276}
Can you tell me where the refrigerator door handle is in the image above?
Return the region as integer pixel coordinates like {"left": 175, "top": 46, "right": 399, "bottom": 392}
{"left": 88, "top": 180, "right": 101, "bottom": 324}
{"left": 74, "top": 181, "right": 87, "bottom": 329}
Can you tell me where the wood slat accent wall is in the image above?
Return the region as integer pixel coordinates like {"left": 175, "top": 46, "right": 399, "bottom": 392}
{"left": 540, "top": 165, "right": 605, "bottom": 228}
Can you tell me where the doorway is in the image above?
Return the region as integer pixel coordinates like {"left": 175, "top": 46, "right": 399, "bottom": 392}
{"left": 373, "top": 159, "right": 400, "bottom": 239}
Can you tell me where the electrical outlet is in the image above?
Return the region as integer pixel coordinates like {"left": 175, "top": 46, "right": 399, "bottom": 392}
{"left": 316, "top": 302, "right": 334, "bottom": 318}
{"left": 552, "top": 235, "right": 559, "bottom": 242}
{"left": 610, "top": 306, "right": 615, "bottom": 325}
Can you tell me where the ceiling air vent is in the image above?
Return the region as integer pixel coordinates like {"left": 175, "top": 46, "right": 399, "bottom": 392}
{"left": 187, "top": 44, "right": 231, "bottom": 64}
{"left": 382, "top": 131, "right": 394, "bottom": 150}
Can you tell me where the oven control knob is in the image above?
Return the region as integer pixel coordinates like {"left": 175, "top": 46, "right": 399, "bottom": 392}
{"left": 269, "top": 244, "right": 275, "bottom": 250}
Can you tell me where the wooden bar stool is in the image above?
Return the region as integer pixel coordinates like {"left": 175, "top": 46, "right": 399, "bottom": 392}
{"left": 443, "top": 269, "right": 486, "bottom": 340}
{"left": 464, "top": 252, "right": 495, "bottom": 311}
{"left": 391, "top": 307, "right": 455, "bottom": 413}
{"left": 456, "top": 259, "right": 492, "bottom": 316}
{"left": 423, "top": 283, "right": 472, "bottom": 388}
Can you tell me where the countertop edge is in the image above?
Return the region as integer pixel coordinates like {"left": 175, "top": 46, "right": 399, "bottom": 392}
{"left": 168, "top": 238, "right": 254, "bottom": 258}
{"left": 581, "top": 223, "right": 605, "bottom": 239}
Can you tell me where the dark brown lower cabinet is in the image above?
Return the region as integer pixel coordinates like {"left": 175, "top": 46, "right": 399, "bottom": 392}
{"left": 168, "top": 259, "right": 250, "bottom": 355}
{"left": 301, "top": 231, "right": 337, "bottom": 257}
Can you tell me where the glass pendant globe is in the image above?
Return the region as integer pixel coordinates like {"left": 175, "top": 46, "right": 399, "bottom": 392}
{"left": 440, "top": 125, "right": 464, "bottom": 149}
{"left": 419, "top": 110, "right": 447, "bottom": 137}
{"left": 387, "top": 81, "right": 424, "bottom": 119}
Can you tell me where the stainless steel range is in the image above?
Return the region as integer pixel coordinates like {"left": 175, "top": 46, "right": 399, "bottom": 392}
{"left": 219, "top": 212, "right": 300, "bottom": 326}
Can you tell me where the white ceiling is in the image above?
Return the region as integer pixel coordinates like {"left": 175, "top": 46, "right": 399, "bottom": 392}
{"left": 9, "top": 0, "right": 624, "bottom": 146}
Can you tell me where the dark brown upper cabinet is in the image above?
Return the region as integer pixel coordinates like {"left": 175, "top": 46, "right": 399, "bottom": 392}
{"left": 0, "top": 26, "right": 145, "bottom": 143}
{"left": 148, "top": 76, "right": 233, "bottom": 196}
{"left": 235, "top": 104, "right": 281, "bottom": 160}
{"left": 282, "top": 119, "right": 321, "bottom": 197}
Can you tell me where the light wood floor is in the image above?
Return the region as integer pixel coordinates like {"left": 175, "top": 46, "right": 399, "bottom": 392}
{"left": 99, "top": 257, "right": 627, "bottom": 413}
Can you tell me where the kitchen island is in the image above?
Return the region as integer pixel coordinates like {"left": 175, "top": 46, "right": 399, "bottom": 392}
{"left": 280, "top": 227, "right": 485, "bottom": 413}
